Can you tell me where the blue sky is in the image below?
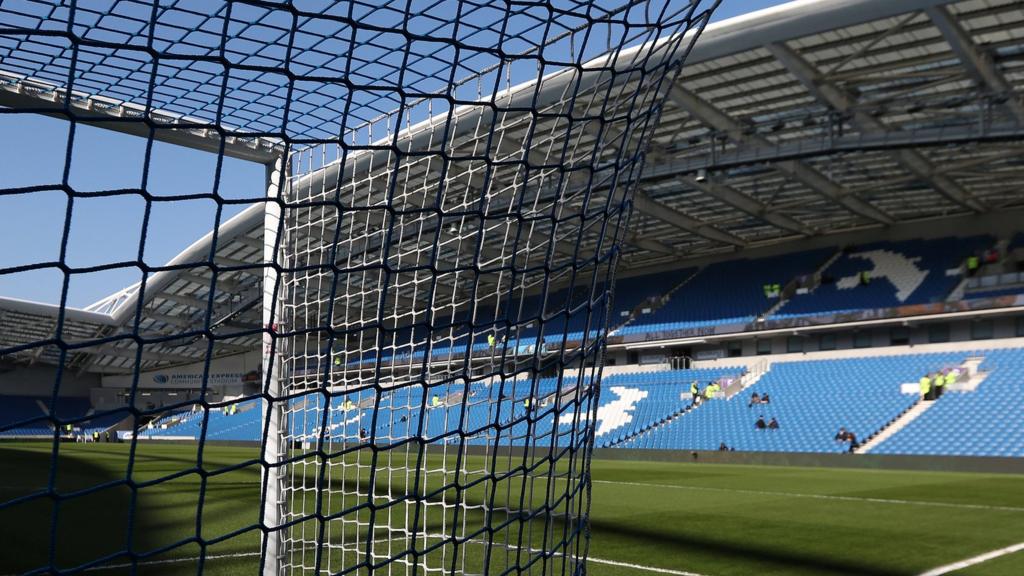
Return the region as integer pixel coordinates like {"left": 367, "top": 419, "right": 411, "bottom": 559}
{"left": 0, "top": 0, "right": 788, "bottom": 309}
{"left": 710, "top": 0, "right": 790, "bottom": 21}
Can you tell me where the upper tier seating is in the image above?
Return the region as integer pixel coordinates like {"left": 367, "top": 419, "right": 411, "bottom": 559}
{"left": 623, "top": 353, "right": 964, "bottom": 453}
{"left": 618, "top": 249, "right": 833, "bottom": 334}
{"left": 609, "top": 268, "right": 696, "bottom": 324}
{"left": 777, "top": 236, "right": 992, "bottom": 317}
{"left": 872, "top": 349, "right": 1024, "bottom": 457}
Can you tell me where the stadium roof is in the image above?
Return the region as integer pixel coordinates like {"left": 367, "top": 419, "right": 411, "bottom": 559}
{"left": 2, "top": 0, "right": 1023, "bottom": 372}
{"left": 632, "top": 0, "right": 1024, "bottom": 267}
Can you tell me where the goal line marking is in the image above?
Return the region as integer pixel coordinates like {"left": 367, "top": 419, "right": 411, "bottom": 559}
{"left": 592, "top": 480, "right": 1024, "bottom": 513}
{"left": 916, "top": 541, "right": 1024, "bottom": 576}
{"left": 64, "top": 539, "right": 709, "bottom": 576}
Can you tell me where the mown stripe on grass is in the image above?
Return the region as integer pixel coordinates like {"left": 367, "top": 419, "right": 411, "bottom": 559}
{"left": 593, "top": 480, "right": 1024, "bottom": 513}
{"left": 917, "top": 541, "right": 1024, "bottom": 576}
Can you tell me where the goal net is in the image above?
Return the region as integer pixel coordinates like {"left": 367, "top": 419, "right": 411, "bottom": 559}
{"left": 0, "top": 1, "right": 715, "bottom": 574}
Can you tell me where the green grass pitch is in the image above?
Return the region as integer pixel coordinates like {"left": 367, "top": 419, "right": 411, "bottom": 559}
{"left": 1, "top": 442, "right": 1022, "bottom": 575}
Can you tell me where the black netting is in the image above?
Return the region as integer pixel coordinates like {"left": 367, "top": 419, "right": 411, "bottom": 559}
{"left": 0, "top": 1, "right": 716, "bottom": 574}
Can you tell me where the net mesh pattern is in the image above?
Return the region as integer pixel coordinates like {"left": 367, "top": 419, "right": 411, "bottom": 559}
{"left": 0, "top": 1, "right": 715, "bottom": 574}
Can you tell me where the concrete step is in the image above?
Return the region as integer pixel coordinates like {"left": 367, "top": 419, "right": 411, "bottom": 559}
{"left": 948, "top": 356, "right": 988, "bottom": 392}
{"left": 725, "top": 360, "right": 771, "bottom": 399}
{"left": 856, "top": 399, "right": 934, "bottom": 454}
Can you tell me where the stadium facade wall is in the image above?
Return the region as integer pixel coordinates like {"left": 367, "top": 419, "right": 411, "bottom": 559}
{"left": 686, "top": 336, "right": 1024, "bottom": 371}
{"left": 0, "top": 364, "right": 98, "bottom": 397}
{"left": 99, "top": 352, "right": 262, "bottom": 392}
{"left": 606, "top": 315, "right": 1024, "bottom": 366}
{"left": 85, "top": 352, "right": 262, "bottom": 410}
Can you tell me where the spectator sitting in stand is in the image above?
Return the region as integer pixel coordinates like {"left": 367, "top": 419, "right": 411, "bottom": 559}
{"left": 755, "top": 416, "right": 767, "bottom": 430}
{"left": 748, "top": 392, "right": 760, "bottom": 408}
{"left": 761, "top": 393, "right": 771, "bottom": 404}
{"left": 847, "top": 431, "right": 859, "bottom": 453}
{"left": 833, "top": 428, "right": 859, "bottom": 452}
{"left": 718, "top": 442, "right": 729, "bottom": 451}
{"left": 768, "top": 417, "right": 779, "bottom": 430}
{"left": 834, "top": 427, "right": 848, "bottom": 444}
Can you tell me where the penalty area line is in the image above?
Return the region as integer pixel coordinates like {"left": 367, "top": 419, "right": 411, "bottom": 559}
{"left": 917, "top": 541, "right": 1024, "bottom": 576}
{"left": 587, "top": 557, "right": 709, "bottom": 576}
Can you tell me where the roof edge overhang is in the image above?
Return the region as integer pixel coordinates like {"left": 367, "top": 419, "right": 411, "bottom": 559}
{"left": 688, "top": 0, "right": 957, "bottom": 64}
{"left": 108, "top": 203, "right": 265, "bottom": 326}
{"left": 0, "top": 295, "right": 119, "bottom": 326}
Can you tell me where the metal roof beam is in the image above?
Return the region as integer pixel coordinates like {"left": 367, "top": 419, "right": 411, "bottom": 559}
{"left": 633, "top": 190, "right": 746, "bottom": 247}
{"left": 214, "top": 255, "right": 260, "bottom": 270}
{"left": 623, "top": 232, "right": 681, "bottom": 257}
{"left": 68, "top": 343, "right": 198, "bottom": 364}
{"left": 580, "top": 118, "right": 744, "bottom": 251}
{"left": 647, "top": 122, "right": 1024, "bottom": 174}
{"left": 776, "top": 159, "right": 896, "bottom": 224}
{"left": 179, "top": 272, "right": 246, "bottom": 294}
{"left": 680, "top": 176, "right": 812, "bottom": 235}
{"left": 766, "top": 42, "right": 986, "bottom": 213}
{"left": 157, "top": 292, "right": 212, "bottom": 311}
{"left": 0, "top": 71, "right": 282, "bottom": 164}
{"left": 926, "top": 6, "right": 1024, "bottom": 124}
{"left": 666, "top": 84, "right": 893, "bottom": 225}
{"left": 228, "top": 234, "right": 265, "bottom": 251}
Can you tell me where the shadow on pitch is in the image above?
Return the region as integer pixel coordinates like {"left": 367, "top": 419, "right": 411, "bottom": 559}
{"left": 0, "top": 445, "right": 165, "bottom": 574}
{"left": 588, "top": 517, "right": 907, "bottom": 576}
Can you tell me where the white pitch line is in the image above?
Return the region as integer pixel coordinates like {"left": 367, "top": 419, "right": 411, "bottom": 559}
{"left": 593, "top": 479, "right": 1024, "bottom": 513}
{"left": 588, "top": 557, "right": 708, "bottom": 576}
{"left": 917, "top": 541, "right": 1024, "bottom": 576}
{"left": 79, "top": 551, "right": 260, "bottom": 572}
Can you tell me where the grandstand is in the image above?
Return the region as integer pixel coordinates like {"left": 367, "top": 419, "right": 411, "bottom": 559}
{"left": 3, "top": 0, "right": 1024, "bottom": 575}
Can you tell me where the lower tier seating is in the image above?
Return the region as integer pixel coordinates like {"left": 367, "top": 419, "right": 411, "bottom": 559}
{"left": 13, "top": 346, "right": 1023, "bottom": 458}
{"left": 622, "top": 353, "right": 965, "bottom": 453}
{"left": 0, "top": 395, "right": 123, "bottom": 437}
{"left": 872, "top": 348, "right": 1024, "bottom": 457}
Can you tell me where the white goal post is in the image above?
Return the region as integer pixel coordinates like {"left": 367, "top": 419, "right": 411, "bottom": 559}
{"left": 257, "top": 8, "right": 714, "bottom": 573}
